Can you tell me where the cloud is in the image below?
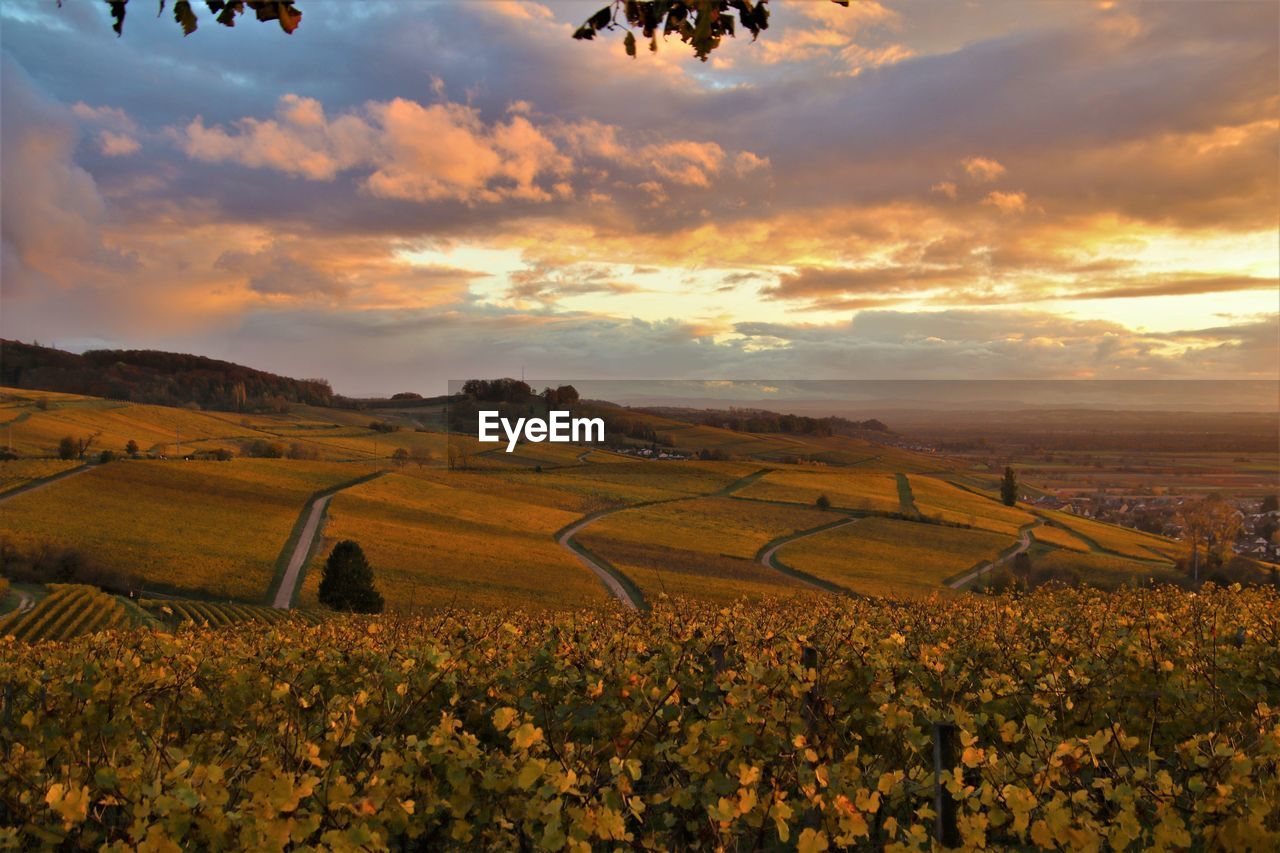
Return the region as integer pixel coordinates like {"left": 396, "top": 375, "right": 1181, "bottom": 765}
{"left": 962, "top": 156, "right": 1006, "bottom": 182}
{"left": 981, "top": 190, "right": 1028, "bottom": 214}
{"left": 182, "top": 94, "right": 570, "bottom": 202}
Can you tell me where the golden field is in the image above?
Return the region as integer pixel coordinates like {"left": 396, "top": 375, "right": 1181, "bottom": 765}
{"left": 1030, "top": 522, "right": 1093, "bottom": 552}
{"left": 735, "top": 467, "right": 904, "bottom": 513}
{"left": 576, "top": 496, "right": 834, "bottom": 601}
{"left": 907, "top": 476, "right": 1036, "bottom": 535}
{"left": 774, "top": 517, "right": 1015, "bottom": 597}
{"left": 297, "top": 470, "right": 611, "bottom": 611}
{"left": 0, "top": 459, "right": 367, "bottom": 599}
{"left": 1020, "top": 549, "right": 1185, "bottom": 588}
{"left": 1038, "top": 508, "right": 1182, "bottom": 561}
{"left": 0, "top": 458, "right": 81, "bottom": 493}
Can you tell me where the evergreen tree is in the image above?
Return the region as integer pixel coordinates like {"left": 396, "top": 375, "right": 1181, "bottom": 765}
{"left": 318, "top": 540, "right": 384, "bottom": 613}
{"left": 1000, "top": 467, "right": 1018, "bottom": 507}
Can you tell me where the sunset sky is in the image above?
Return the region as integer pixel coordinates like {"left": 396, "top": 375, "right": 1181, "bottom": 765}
{"left": 2, "top": 0, "right": 1277, "bottom": 395}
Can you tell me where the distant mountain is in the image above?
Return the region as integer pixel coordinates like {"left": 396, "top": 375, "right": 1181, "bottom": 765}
{"left": 0, "top": 340, "right": 334, "bottom": 413}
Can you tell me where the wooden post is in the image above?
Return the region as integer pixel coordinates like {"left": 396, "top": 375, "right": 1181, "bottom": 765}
{"left": 932, "top": 721, "right": 960, "bottom": 848}
{"left": 708, "top": 642, "right": 726, "bottom": 675}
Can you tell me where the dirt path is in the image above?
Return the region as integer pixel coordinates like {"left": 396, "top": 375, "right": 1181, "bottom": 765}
{"left": 270, "top": 471, "right": 387, "bottom": 609}
{"left": 0, "top": 463, "right": 94, "bottom": 504}
{"left": 758, "top": 517, "right": 860, "bottom": 594}
{"left": 946, "top": 524, "right": 1036, "bottom": 590}
{"left": 555, "top": 515, "right": 642, "bottom": 610}
{"left": 272, "top": 495, "right": 334, "bottom": 609}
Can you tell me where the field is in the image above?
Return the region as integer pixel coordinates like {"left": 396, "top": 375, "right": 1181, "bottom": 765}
{"left": 3, "top": 587, "right": 1276, "bottom": 849}
{"left": 0, "top": 458, "right": 80, "bottom": 493}
{"left": 296, "top": 470, "right": 612, "bottom": 611}
{"left": 0, "top": 459, "right": 368, "bottom": 600}
{"left": 1038, "top": 508, "right": 1182, "bottom": 561}
{"left": 907, "top": 476, "right": 1036, "bottom": 535}
{"left": 575, "top": 496, "right": 834, "bottom": 601}
{"left": 0, "top": 583, "right": 127, "bottom": 642}
{"left": 1030, "top": 522, "right": 1092, "bottom": 552}
{"left": 734, "top": 468, "right": 905, "bottom": 514}
{"left": 1018, "top": 548, "right": 1185, "bottom": 589}
{"left": 140, "top": 598, "right": 326, "bottom": 626}
{"left": 774, "top": 517, "right": 1015, "bottom": 597}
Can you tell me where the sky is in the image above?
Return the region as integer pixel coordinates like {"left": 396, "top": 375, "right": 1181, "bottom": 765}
{"left": 1, "top": 0, "right": 1277, "bottom": 396}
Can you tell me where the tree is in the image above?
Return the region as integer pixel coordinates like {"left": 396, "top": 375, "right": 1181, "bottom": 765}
{"left": 815, "top": 494, "right": 831, "bottom": 510}
{"left": 317, "top": 540, "right": 384, "bottom": 613}
{"left": 92, "top": 0, "right": 847, "bottom": 64}
{"left": 391, "top": 447, "right": 410, "bottom": 466}
{"left": 98, "top": 450, "right": 117, "bottom": 463}
{"left": 1262, "top": 494, "right": 1279, "bottom": 514}
{"left": 99, "top": 0, "right": 301, "bottom": 37}
{"left": 58, "top": 436, "right": 78, "bottom": 460}
{"left": 1178, "top": 495, "right": 1242, "bottom": 582}
{"left": 1000, "top": 467, "right": 1018, "bottom": 507}
{"left": 125, "top": 439, "right": 140, "bottom": 457}
{"left": 574, "top": 0, "right": 850, "bottom": 62}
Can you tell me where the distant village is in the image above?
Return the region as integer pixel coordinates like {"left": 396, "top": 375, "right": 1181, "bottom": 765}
{"left": 1028, "top": 492, "right": 1279, "bottom": 561}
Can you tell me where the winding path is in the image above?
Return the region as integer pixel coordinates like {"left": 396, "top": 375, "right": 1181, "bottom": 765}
{"left": 757, "top": 517, "right": 861, "bottom": 594}
{"left": 553, "top": 467, "right": 777, "bottom": 610}
{"left": 946, "top": 523, "right": 1036, "bottom": 590}
{"left": 555, "top": 515, "right": 642, "bottom": 610}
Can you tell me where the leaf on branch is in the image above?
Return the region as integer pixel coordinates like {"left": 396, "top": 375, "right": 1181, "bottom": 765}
{"left": 173, "top": 0, "right": 198, "bottom": 35}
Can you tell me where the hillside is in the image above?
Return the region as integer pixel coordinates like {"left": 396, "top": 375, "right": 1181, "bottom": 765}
{"left": 0, "top": 382, "right": 1201, "bottom": 613}
{"left": 0, "top": 339, "right": 334, "bottom": 412}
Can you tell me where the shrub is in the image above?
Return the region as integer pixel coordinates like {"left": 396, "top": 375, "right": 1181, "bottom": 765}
{"left": 816, "top": 494, "right": 831, "bottom": 510}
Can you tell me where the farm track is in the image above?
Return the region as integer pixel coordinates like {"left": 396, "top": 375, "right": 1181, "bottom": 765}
{"left": 946, "top": 523, "right": 1036, "bottom": 590}
{"left": 270, "top": 471, "right": 389, "bottom": 609}
{"left": 757, "top": 517, "right": 861, "bottom": 595}
{"left": 553, "top": 467, "right": 777, "bottom": 610}
{"left": 0, "top": 463, "right": 93, "bottom": 503}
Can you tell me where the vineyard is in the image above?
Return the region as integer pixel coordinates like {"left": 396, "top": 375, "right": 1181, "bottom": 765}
{"left": 139, "top": 598, "right": 327, "bottom": 627}
{"left": 1, "top": 586, "right": 1276, "bottom": 849}
{"left": 0, "top": 584, "right": 127, "bottom": 642}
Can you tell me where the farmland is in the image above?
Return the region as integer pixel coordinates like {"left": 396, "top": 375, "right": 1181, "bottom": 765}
{"left": 0, "top": 458, "right": 81, "bottom": 494}
{"left": 773, "top": 517, "right": 1016, "bottom": 597}
{"left": 1037, "top": 508, "right": 1184, "bottom": 561}
{"left": 575, "top": 496, "right": 834, "bottom": 601}
{"left": 734, "top": 468, "right": 905, "bottom": 514}
{"left": 296, "top": 470, "right": 612, "bottom": 611}
{"left": 3, "top": 586, "right": 1276, "bottom": 849}
{"left": 1017, "top": 548, "right": 1185, "bottom": 589}
{"left": 907, "top": 475, "right": 1036, "bottom": 535}
{"left": 0, "top": 458, "right": 368, "bottom": 600}
{"left": 0, "top": 583, "right": 128, "bottom": 642}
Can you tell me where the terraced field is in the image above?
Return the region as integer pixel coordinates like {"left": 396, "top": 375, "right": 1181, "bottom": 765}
{"left": 907, "top": 476, "right": 1036, "bottom": 535}
{"left": 0, "top": 459, "right": 370, "bottom": 600}
{"left": 297, "top": 471, "right": 612, "bottom": 611}
{"left": 735, "top": 468, "right": 905, "bottom": 513}
{"left": 576, "top": 496, "right": 835, "bottom": 601}
{"left": 0, "top": 458, "right": 81, "bottom": 494}
{"left": 0, "top": 584, "right": 127, "bottom": 642}
{"left": 773, "top": 517, "right": 1016, "bottom": 597}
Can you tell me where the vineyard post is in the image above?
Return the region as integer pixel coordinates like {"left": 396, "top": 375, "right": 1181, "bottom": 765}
{"left": 932, "top": 721, "right": 960, "bottom": 848}
{"left": 708, "top": 642, "right": 726, "bottom": 675}
{"left": 2, "top": 682, "right": 10, "bottom": 759}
